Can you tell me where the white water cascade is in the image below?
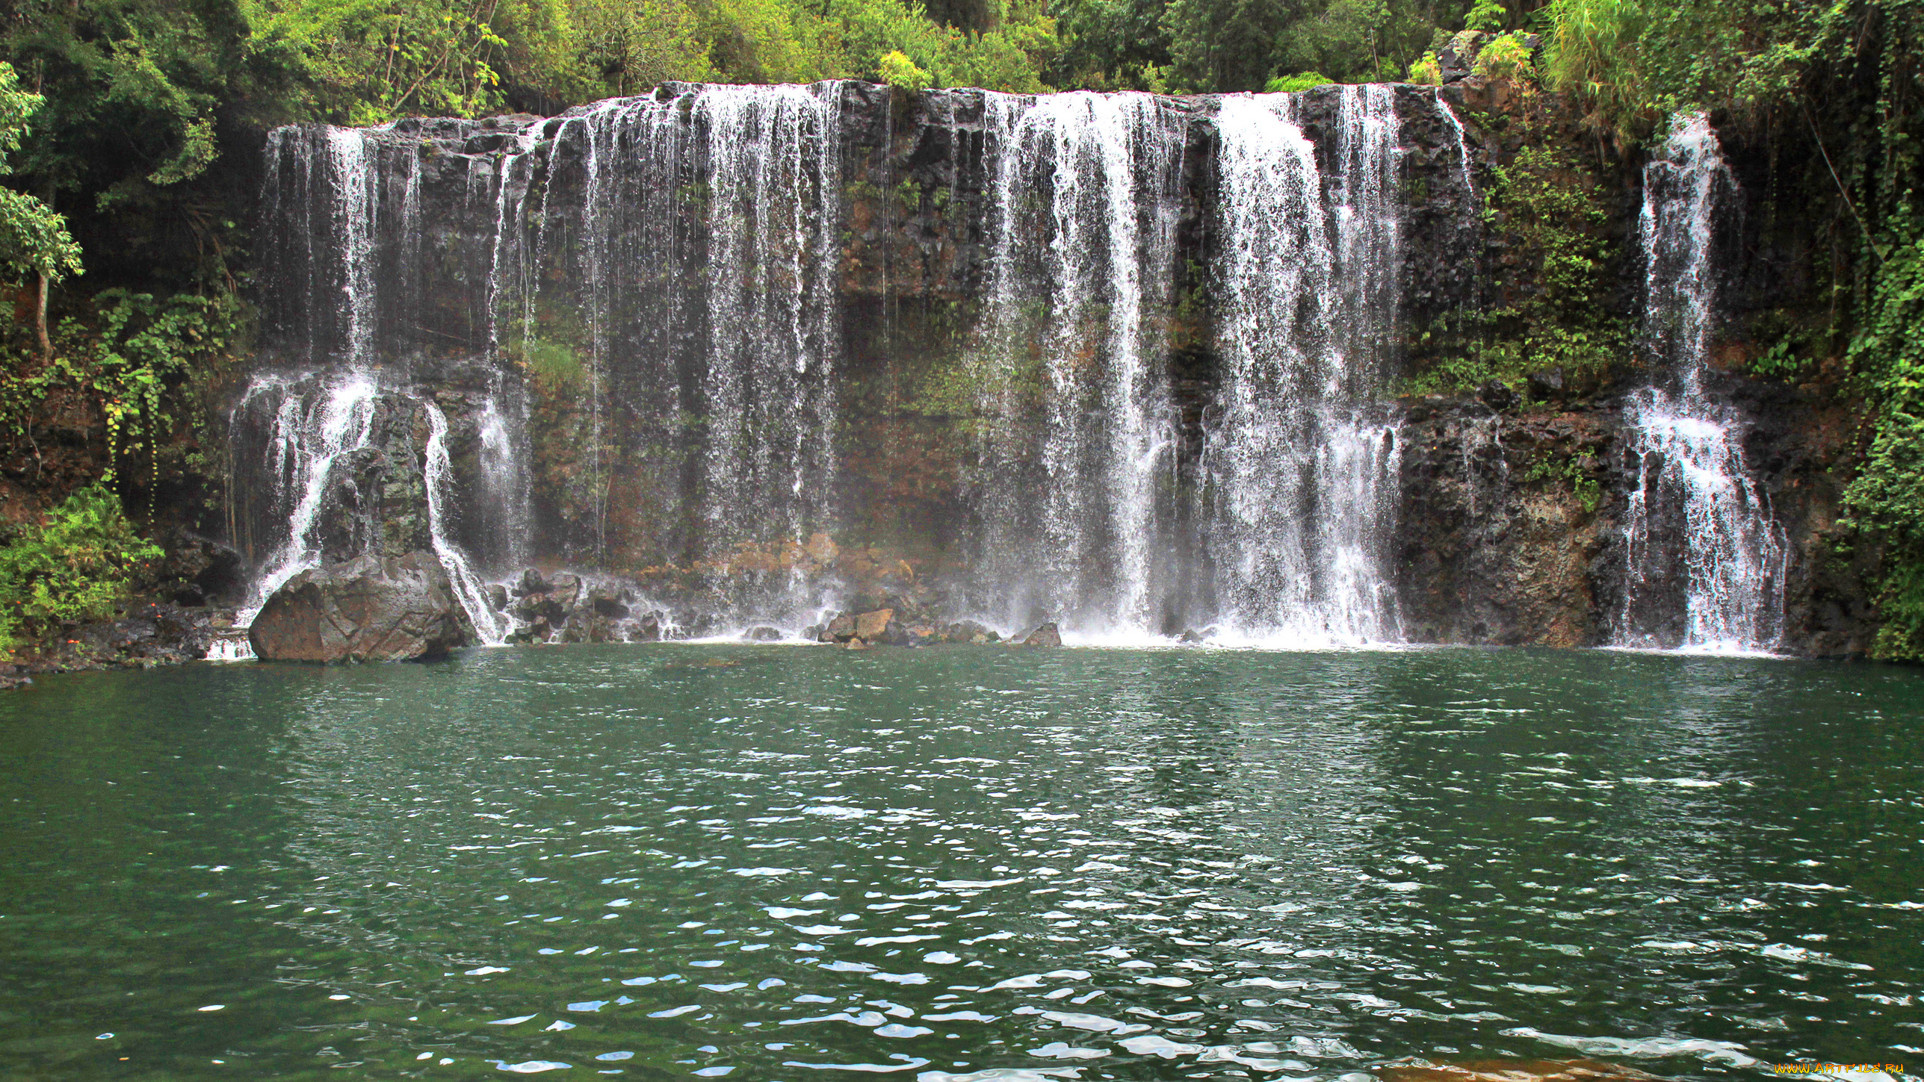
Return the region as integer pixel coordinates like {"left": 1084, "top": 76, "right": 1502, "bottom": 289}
{"left": 695, "top": 85, "right": 845, "bottom": 585}
{"left": 1617, "top": 114, "right": 1786, "bottom": 651}
{"left": 422, "top": 401, "right": 512, "bottom": 644}
{"left": 1202, "top": 87, "right": 1404, "bottom": 645}
{"left": 968, "top": 91, "right": 1187, "bottom": 635}
{"left": 240, "top": 121, "right": 537, "bottom": 650}
{"left": 239, "top": 372, "right": 382, "bottom": 617}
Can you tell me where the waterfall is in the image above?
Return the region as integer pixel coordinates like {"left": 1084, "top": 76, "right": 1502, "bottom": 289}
{"left": 1616, "top": 114, "right": 1786, "bottom": 652}
{"left": 236, "top": 84, "right": 1529, "bottom": 650}
{"left": 967, "top": 91, "right": 1186, "bottom": 636}
{"left": 241, "top": 121, "right": 536, "bottom": 648}
{"left": 422, "top": 400, "right": 512, "bottom": 644}
{"left": 1435, "top": 93, "right": 1476, "bottom": 200}
{"left": 694, "top": 85, "right": 845, "bottom": 572}
{"left": 239, "top": 371, "right": 382, "bottom": 617}
{"left": 1202, "top": 88, "right": 1404, "bottom": 646}
{"left": 246, "top": 86, "right": 852, "bottom": 642}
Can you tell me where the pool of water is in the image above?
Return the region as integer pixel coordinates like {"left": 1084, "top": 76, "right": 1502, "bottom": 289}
{"left": 1, "top": 645, "right": 1921, "bottom": 1080}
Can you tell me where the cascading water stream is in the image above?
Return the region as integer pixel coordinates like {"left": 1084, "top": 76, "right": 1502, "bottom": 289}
{"left": 422, "top": 400, "right": 513, "bottom": 644}
{"left": 1202, "top": 88, "right": 1403, "bottom": 646}
{"left": 240, "top": 372, "right": 382, "bottom": 619}
{"left": 695, "top": 84, "right": 844, "bottom": 581}
{"left": 968, "top": 91, "right": 1185, "bottom": 636}
{"left": 1616, "top": 114, "right": 1786, "bottom": 652}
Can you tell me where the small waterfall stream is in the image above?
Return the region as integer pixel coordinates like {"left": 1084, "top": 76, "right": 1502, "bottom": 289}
{"left": 1616, "top": 114, "right": 1787, "bottom": 651}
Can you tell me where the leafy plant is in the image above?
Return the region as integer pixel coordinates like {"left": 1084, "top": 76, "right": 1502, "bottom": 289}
{"left": 1408, "top": 50, "right": 1441, "bottom": 84}
{"left": 0, "top": 484, "right": 162, "bottom": 656}
{"left": 1521, "top": 452, "right": 1600, "bottom": 512}
{"left": 1463, "top": 0, "right": 1506, "bottom": 33}
{"left": 1265, "top": 71, "right": 1333, "bottom": 92}
{"left": 1473, "top": 30, "right": 1534, "bottom": 83}
{"left": 878, "top": 48, "right": 934, "bottom": 90}
{"left": 1844, "top": 218, "right": 1924, "bottom": 659}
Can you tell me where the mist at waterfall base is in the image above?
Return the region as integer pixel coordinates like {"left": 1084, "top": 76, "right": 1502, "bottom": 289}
{"left": 230, "top": 84, "right": 1783, "bottom": 653}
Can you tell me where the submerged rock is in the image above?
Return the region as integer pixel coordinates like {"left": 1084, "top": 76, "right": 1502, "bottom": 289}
{"left": 1023, "top": 622, "right": 1063, "bottom": 647}
{"left": 249, "top": 552, "right": 474, "bottom": 662}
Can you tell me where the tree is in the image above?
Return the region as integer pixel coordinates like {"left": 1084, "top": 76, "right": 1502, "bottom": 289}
{"left": 0, "top": 61, "right": 82, "bottom": 360}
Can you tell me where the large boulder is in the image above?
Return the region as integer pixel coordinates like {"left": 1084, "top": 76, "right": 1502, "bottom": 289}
{"left": 249, "top": 552, "right": 475, "bottom": 662}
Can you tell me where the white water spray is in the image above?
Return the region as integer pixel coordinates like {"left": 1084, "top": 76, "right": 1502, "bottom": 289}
{"left": 1618, "top": 114, "right": 1786, "bottom": 652}
{"left": 1203, "top": 88, "right": 1404, "bottom": 646}
{"left": 970, "top": 91, "right": 1185, "bottom": 634}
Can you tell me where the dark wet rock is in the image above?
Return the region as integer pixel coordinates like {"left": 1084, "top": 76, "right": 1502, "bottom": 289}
{"left": 249, "top": 552, "right": 474, "bottom": 662}
{"left": 589, "top": 586, "right": 630, "bottom": 619}
{"left": 0, "top": 671, "right": 29, "bottom": 690}
{"left": 486, "top": 583, "right": 510, "bottom": 611}
{"left": 820, "top": 613, "right": 857, "bottom": 643}
{"left": 151, "top": 533, "right": 247, "bottom": 608}
{"left": 940, "top": 620, "right": 996, "bottom": 644}
{"left": 742, "top": 625, "right": 783, "bottom": 641}
{"left": 1022, "top": 622, "right": 1062, "bottom": 647}
{"left": 1477, "top": 380, "right": 1519, "bottom": 411}
{"left": 547, "top": 572, "right": 582, "bottom": 608}
{"left": 1528, "top": 367, "right": 1566, "bottom": 401}
{"left": 631, "top": 612, "right": 663, "bottom": 642}
{"left": 511, "top": 589, "right": 566, "bottom": 626}
{"left": 1178, "top": 627, "right": 1210, "bottom": 643}
{"left": 516, "top": 568, "right": 550, "bottom": 596}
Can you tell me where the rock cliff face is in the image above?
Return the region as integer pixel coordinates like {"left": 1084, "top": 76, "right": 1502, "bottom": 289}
{"left": 229, "top": 79, "right": 1876, "bottom": 655}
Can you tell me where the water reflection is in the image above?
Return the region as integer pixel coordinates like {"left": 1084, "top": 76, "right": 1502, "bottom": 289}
{"left": 0, "top": 647, "right": 1920, "bottom": 1079}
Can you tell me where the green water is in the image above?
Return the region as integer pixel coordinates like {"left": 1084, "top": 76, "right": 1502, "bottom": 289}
{"left": 1, "top": 646, "right": 1921, "bottom": 1081}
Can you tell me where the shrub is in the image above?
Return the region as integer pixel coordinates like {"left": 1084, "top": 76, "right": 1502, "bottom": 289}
{"left": 878, "top": 49, "right": 934, "bottom": 91}
{"left": 1265, "top": 71, "right": 1334, "bottom": 93}
{"left": 1473, "top": 30, "right": 1534, "bottom": 83}
{"left": 1408, "top": 51, "right": 1441, "bottom": 84}
{"left": 0, "top": 485, "right": 162, "bottom": 656}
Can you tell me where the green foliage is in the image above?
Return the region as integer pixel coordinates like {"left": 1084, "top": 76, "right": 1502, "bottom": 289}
{"left": 507, "top": 334, "right": 590, "bottom": 394}
{"left": 1471, "top": 29, "right": 1532, "bottom": 82}
{"left": 1462, "top": 0, "right": 1504, "bottom": 32}
{"left": 879, "top": 49, "right": 935, "bottom": 89}
{"left": 1265, "top": 71, "right": 1332, "bottom": 92}
{"left": 1539, "top": 0, "right": 1647, "bottom": 133}
{"left": 1409, "top": 142, "right": 1625, "bottom": 395}
{"left": 550, "top": 0, "right": 714, "bottom": 98}
{"left": 1747, "top": 338, "right": 1811, "bottom": 382}
{"left": 1520, "top": 452, "right": 1601, "bottom": 512}
{"left": 0, "top": 63, "right": 82, "bottom": 285}
{"left": 0, "top": 290, "right": 241, "bottom": 477}
{"left": 1408, "top": 50, "right": 1441, "bottom": 83}
{"left": 0, "top": 484, "right": 162, "bottom": 655}
{"left": 1845, "top": 216, "right": 1924, "bottom": 659}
